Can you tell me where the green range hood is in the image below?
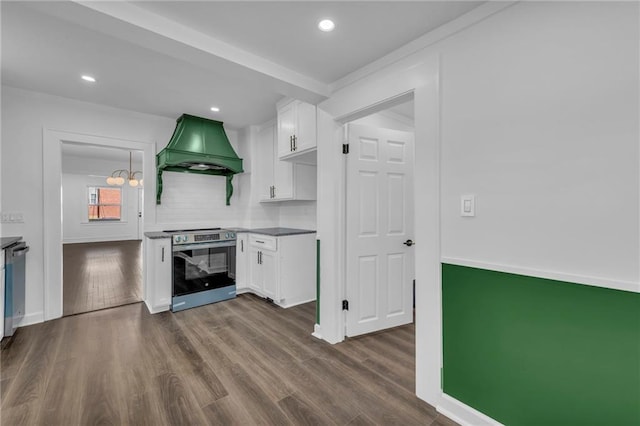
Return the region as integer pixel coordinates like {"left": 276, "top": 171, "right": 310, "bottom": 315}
{"left": 156, "top": 114, "right": 243, "bottom": 205}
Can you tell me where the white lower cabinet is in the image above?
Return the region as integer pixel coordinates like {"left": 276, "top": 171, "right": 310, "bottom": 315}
{"left": 144, "top": 237, "right": 172, "bottom": 313}
{"left": 245, "top": 232, "right": 315, "bottom": 308}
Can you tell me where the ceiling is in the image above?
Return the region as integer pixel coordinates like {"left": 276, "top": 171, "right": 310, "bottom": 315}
{"left": 2, "top": 1, "right": 483, "bottom": 129}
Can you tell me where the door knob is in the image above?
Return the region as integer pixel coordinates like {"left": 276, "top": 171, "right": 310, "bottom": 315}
{"left": 403, "top": 239, "right": 414, "bottom": 247}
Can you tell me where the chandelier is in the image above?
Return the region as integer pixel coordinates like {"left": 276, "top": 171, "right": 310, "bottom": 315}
{"left": 106, "top": 151, "right": 143, "bottom": 187}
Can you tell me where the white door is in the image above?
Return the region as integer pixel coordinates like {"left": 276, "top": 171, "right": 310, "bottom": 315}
{"left": 345, "top": 123, "right": 415, "bottom": 337}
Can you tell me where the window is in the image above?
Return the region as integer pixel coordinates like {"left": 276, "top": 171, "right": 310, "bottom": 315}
{"left": 88, "top": 187, "right": 122, "bottom": 221}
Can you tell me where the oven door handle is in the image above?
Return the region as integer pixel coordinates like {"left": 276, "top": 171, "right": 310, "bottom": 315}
{"left": 172, "top": 241, "right": 237, "bottom": 252}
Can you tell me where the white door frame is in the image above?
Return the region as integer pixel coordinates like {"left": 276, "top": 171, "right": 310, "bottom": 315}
{"left": 137, "top": 187, "right": 144, "bottom": 240}
{"left": 315, "top": 55, "right": 441, "bottom": 406}
{"left": 43, "top": 129, "right": 156, "bottom": 321}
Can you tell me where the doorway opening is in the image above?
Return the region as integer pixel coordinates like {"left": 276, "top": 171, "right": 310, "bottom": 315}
{"left": 342, "top": 97, "right": 415, "bottom": 338}
{"left": 60, "top": 143, "right": 144, "bottom": 316}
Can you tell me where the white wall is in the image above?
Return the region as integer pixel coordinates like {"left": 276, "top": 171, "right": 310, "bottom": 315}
{"left": 437, "top": 1, "right": 638, "bottom": 284}
{"left": 279, "top": 201, "right": 317, "bottom": 229}
{"left": 62, "top": 173, "right": 140, "bottom": 243}
{"left": 1, "top": 87, "right": 172, "bottom": 323}
{"left": 316, "top": 0, "right": 638, "bottom": 422}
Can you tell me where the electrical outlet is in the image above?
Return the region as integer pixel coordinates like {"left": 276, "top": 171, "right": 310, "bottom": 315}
{"left": 0, "top": 212, "right": 24, "bottom": 223}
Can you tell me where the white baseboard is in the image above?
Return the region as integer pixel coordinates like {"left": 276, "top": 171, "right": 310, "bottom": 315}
{"left": 144, "top": 300, "right": 170, "bottom": 314}
{"left": 311, "top": 323, "right": 322, "bottom": 339}
{"left": 437, "top": 394, "right": 503, "bottom": 426}
{"left": 18, "top": 311, "right": 45, "bottom": 327}
{"left": 277, "top": 297, "right": 316, "bottom": 309}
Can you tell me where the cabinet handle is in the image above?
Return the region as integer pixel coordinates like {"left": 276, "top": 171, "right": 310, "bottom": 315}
{"left": 293, "top": 135, "right": 297, "bottom": 151}
{"left": 161, "top": 247, "right": 165, "bottom": 262}
{"left": 255, "top": 240, "right": 265, "bottom": 244}
{"left": 241, "top": 239, "right": 244, "bottom": 252}
{"left": 290, "top": 135, "right": 293, "bottom": 152}
{"left": 273, "top": 186, "right": 276, "bottom": 198}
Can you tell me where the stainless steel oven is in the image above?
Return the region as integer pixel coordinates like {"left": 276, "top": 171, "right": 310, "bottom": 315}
{"left": 166, "top": 228, "right": 237, "bottom": 312}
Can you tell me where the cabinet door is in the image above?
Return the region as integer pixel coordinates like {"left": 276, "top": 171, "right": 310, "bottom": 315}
{"left": 248, "top": 246, "right": 263, "bottom": 293}
{"left": 155, "top": 239, "right": 172, "bottom": 305}
{"left": 257, "top": 124, "right": 276, "bottom": 200}
{"left": 277, "top": 101, "right": 296, "bottom": 158}
{"left": 260, "top": 249, "right": 278, "bottom": 301}
{"left": 235, "top": 234, "right": 248, "bottom": 290}
{"left": 294, "top": 101, "right": 317, "bottom": 153}
{"left": 273, "top": 157, "right": 294, "bottom": 200}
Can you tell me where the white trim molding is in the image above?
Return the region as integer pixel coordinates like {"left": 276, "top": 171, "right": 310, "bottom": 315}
{"left": 43, "top": 128, "right": 156, "bottom": 321}
{"left": 438, "top": 393, "right": 504, "bottom": 426}
{"left": 144, "top": 300, "right": 170, "bottom": 315}
{"left": 317, "top": 54, "right": 442, "bottom": 405}
{"left": 18, "top": 311, "right": 45, "bottom": 328}
{"left": 441, "top": 257, "right": 640, "bottom": 294}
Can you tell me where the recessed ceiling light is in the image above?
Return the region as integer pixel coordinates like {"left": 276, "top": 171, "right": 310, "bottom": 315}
{"left": 210, "top": 107, "right": 220, "bottom": 112}
{"left": 318, "top": 19, "right": 335, "bottom": 32}
{"left": 81, "top": 75, "right": 96, "bottom": 83}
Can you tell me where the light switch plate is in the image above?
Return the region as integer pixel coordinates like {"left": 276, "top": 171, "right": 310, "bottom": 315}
{"left": 461, "top": 195, "right": 475, "bottom": 217}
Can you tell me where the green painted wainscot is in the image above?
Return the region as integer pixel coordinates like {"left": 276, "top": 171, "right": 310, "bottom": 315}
{"left": 442, "top": 263, "right": 640, "bottom": 426}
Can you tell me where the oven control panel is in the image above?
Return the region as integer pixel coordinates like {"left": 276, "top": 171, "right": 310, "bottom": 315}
{"left": 172, "top": 230, "right": 236, "bottom": 245}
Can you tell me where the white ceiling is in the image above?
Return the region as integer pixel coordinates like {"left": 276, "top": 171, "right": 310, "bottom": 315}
{"left": 2, "top": 1, "right": 483, "bottom": 129}
{"left": 131, "top": 1, "right": 483, "bottom": 84}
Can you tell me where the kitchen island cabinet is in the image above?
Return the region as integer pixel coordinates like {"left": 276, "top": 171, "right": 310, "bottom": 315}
{"left": 257, "top": 121, "right": 316, "bottom": 202}
{"left": 144, "top": 234, "right": 171, "bottom": 313}
{"left": 243, "top": 230, "right": 316, "bottom": 308}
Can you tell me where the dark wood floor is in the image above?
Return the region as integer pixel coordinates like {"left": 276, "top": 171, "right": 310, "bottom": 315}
{"left": 63, "top": 240, "right": 142, "bottom": 316}
{"left": 0, "top": 294, "right": 457, "bottom": 425}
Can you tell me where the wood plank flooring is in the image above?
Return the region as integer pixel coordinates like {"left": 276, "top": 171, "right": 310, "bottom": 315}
{"left": 1, "top": 294, "right": 457, "bottom": 425}
{"left": 63, "top": 240, "right": 142, "bottom": 316}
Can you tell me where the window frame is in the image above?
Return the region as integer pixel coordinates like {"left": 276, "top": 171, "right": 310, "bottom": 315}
{"left": 87, "top": 186, "right": 123, "bottom": 222}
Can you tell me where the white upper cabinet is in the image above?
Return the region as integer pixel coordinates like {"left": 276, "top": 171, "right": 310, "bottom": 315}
{"left": 257, "top": 121, "right": 316, "bottom": 202}
{"left": 277, "top": 98, "right": 317, "bottom": 164}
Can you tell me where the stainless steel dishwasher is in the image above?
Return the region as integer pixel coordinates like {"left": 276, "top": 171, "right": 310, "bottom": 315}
{"left": 5, "top": 241, "right": 28, "bottom": 337}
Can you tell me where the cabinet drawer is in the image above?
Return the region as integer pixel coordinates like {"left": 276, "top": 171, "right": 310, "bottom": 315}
{"left": 249, "top": 234, "right": 277, "bottom": 251}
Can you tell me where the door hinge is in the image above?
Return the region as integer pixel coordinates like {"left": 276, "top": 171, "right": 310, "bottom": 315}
{"left": 342, "top": 299, "right": 349, "bottom": 310}
{"left": 342, "top": 143, "right": 349, "bottom": 154}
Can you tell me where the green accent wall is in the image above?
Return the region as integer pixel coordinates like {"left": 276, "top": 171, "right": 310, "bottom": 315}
{"left": 442, "top": 263, "right": 640, "bottom": 426}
